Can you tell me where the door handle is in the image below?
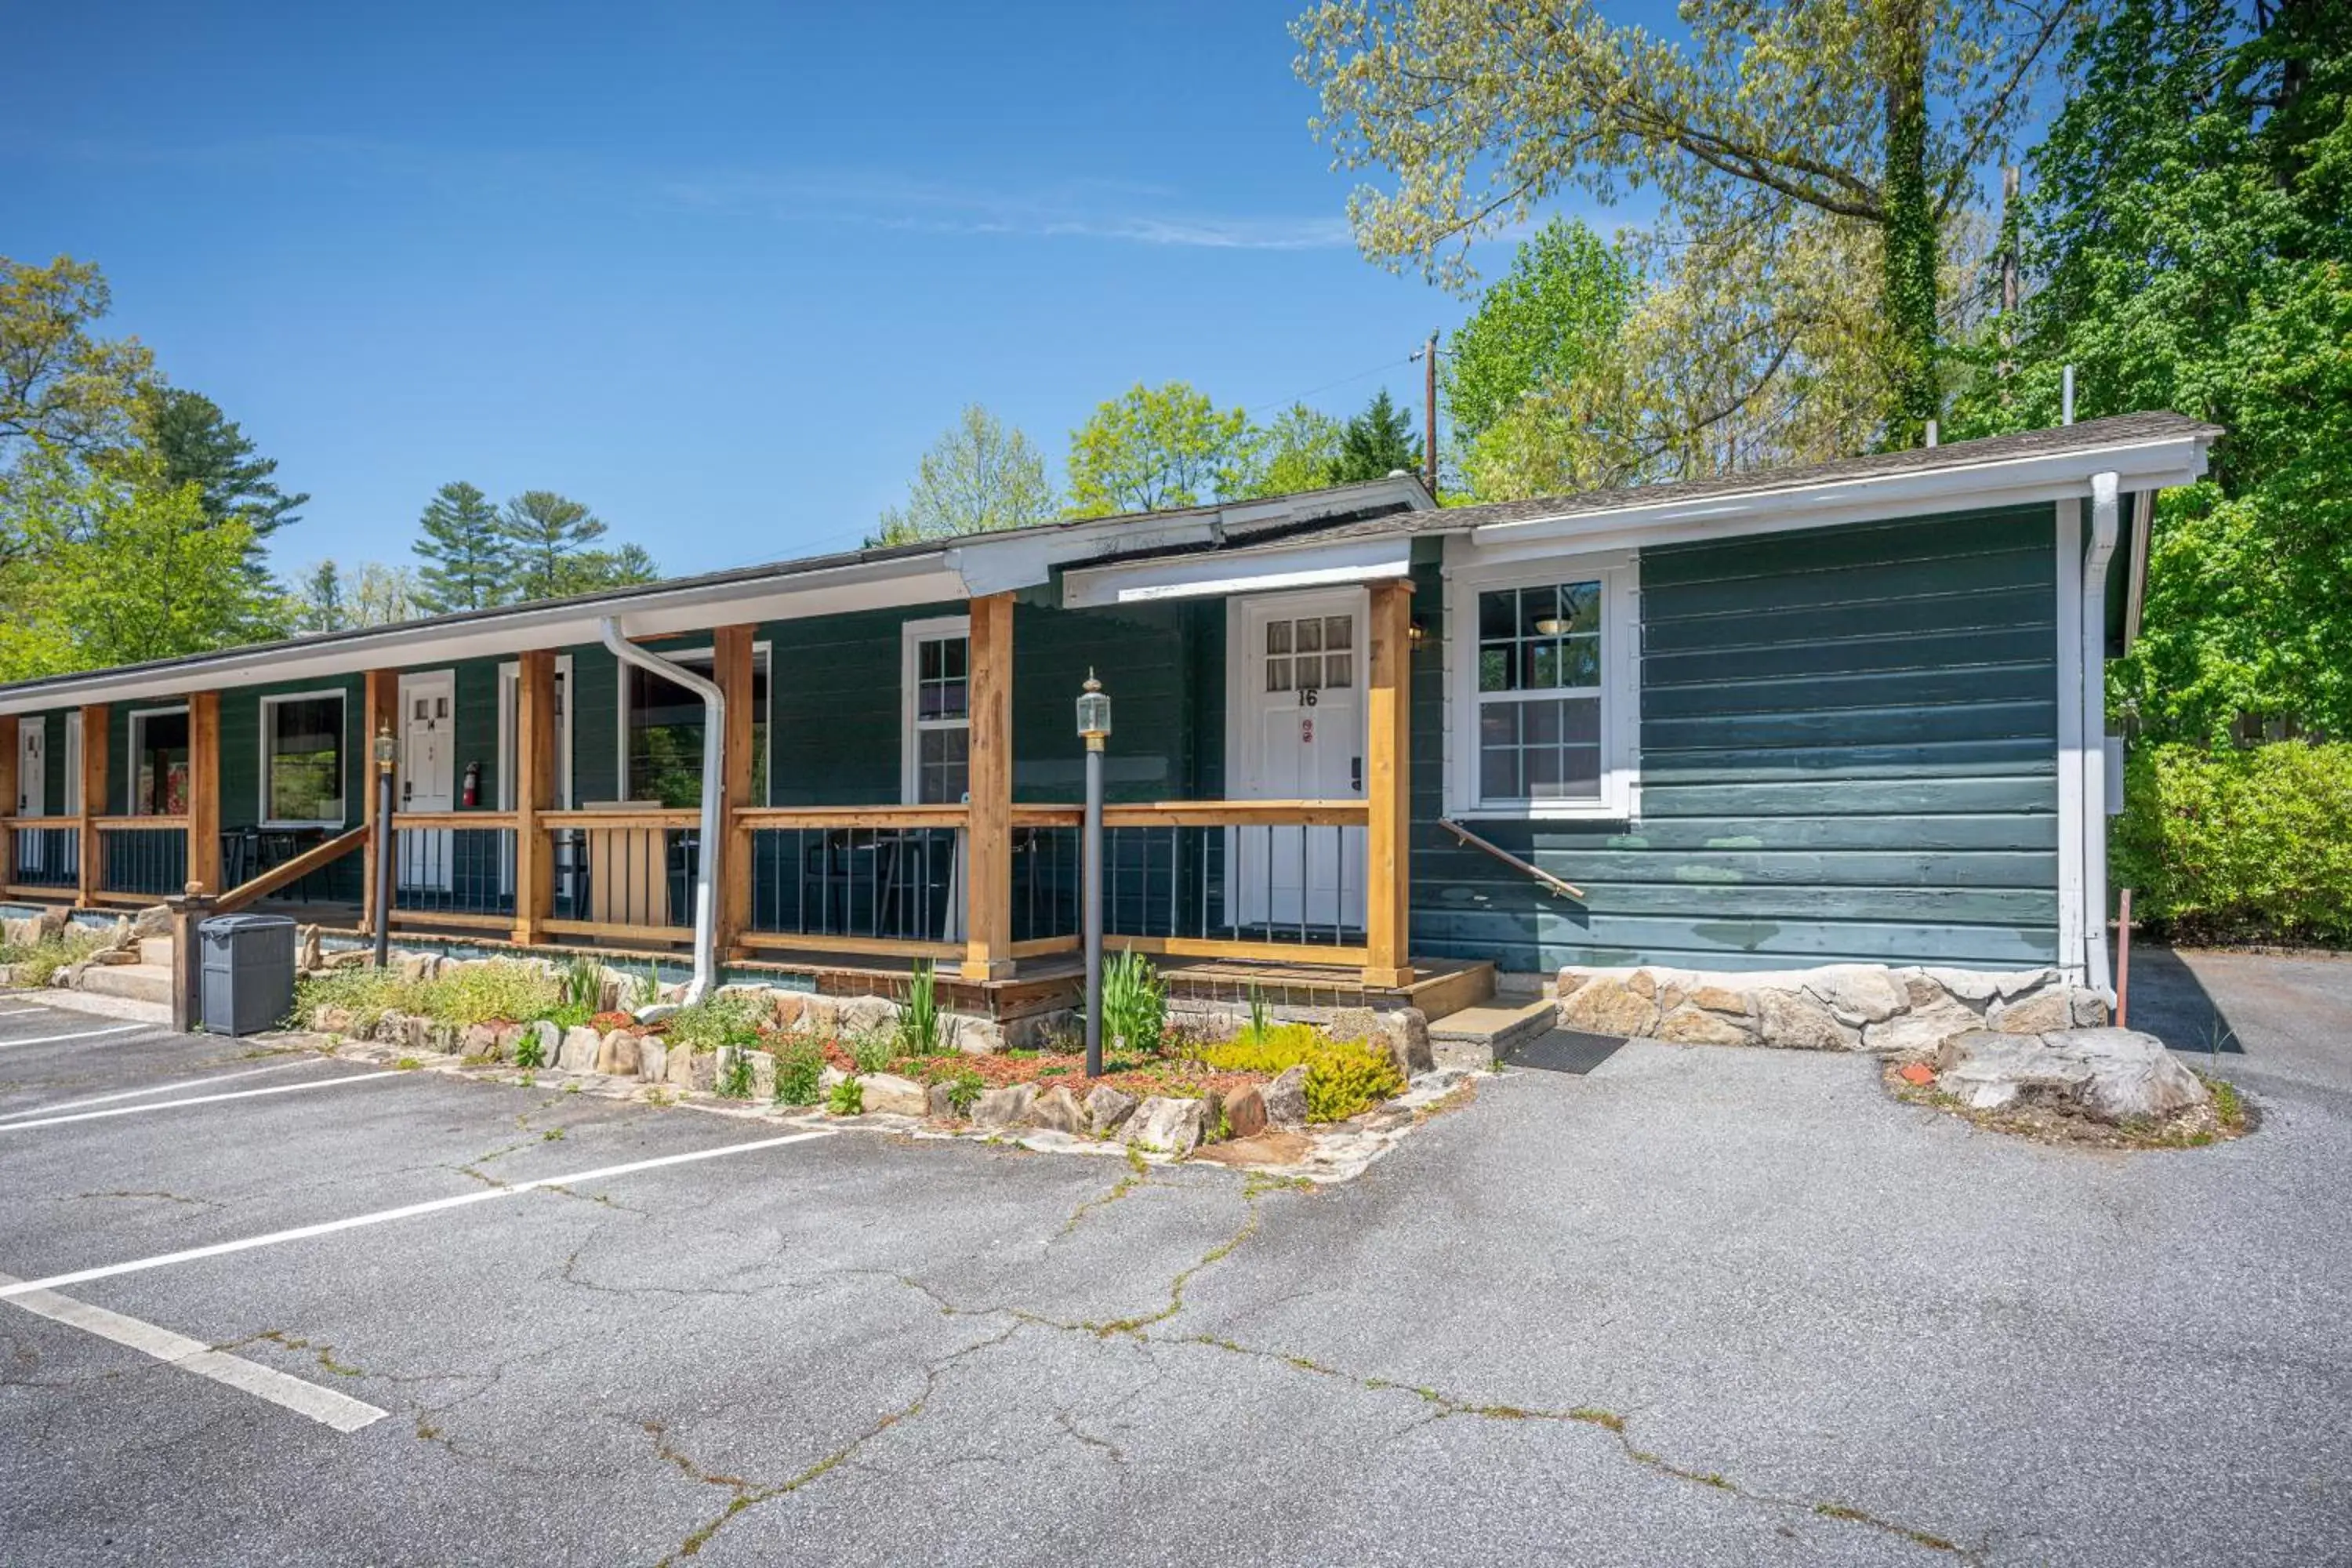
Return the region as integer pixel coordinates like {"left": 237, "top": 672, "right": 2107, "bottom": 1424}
{"left": 1351, "top": 757, "right": 1363, "bottom": 792}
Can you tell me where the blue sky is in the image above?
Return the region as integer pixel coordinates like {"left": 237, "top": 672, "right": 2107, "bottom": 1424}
{"left": 10, "top": 1, "right": 1589, "bottom": 578}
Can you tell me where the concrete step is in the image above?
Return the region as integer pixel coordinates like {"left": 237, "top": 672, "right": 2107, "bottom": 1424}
{"left": 76, "top": 962, "right": 175, "bottom": 1006}
{"left": 1425, "top": 996, "right": 1559, "bottom": 1069}
{"left": 138, "top": 936, "right": 175, "bottom": 967}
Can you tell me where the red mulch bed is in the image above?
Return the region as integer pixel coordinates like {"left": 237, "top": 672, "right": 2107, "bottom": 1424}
{"left": 808, "top": 1038, "right": 1262, "bottom": 1101}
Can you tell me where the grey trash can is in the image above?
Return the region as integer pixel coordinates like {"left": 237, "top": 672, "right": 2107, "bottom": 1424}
{"left": 200, "top": 913, "right": 298, "bottom": 1037}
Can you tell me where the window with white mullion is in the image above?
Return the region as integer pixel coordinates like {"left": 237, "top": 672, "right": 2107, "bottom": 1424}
{"left": 905, "top": 623, "right": 971, "bottom": 805}
{"left": 1475, "top": 580, "right": 1605, "bottom": 806}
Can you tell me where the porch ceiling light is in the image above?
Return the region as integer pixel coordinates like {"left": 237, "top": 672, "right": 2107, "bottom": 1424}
{"left": 1534, "top": 616, "right": 1569, "bottom": 636}
{"left": 1076, "top": 670, "right": 1112, "bottom": 750}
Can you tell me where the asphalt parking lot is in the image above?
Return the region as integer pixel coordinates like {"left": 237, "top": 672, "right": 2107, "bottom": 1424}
{"left": 2, "top": 950, "right": 2349, "bottom": 1567}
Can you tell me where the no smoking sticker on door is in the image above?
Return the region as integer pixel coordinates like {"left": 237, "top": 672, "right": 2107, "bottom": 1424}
{"left": 1300, "top": 717, "right": 1314, "bottom": 743}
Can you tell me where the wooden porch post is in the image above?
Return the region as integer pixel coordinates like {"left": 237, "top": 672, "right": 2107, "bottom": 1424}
{"left": 512, "top": 652, "right": 557, "bottom": 946}
{"left": 361, "top": 670, "right": 396, "bottom": 935}
{"left": 961, "top": 593, "right": 1014, "bottom": 982}
{"left": 78, "top": 704, "right": 107, "bottom": 908}
{"left": 713, "top": 625, "right": 756, "bottom": 956}
{"left": 0, "top": 714, "right": 16, "bottom": 891}
{"left": 1363, "top": 579, "right": 1414, "bottom": 988}
{"left": 188, "top": 691, "right": 221, "bottom": 894}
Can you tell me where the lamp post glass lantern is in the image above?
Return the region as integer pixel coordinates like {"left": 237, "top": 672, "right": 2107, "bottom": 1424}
{"left": 1078, "top": 672, "right": 1111, "bottom": 1076}
{"left": 372, "top": 724, "right": 397, "bottom": 967}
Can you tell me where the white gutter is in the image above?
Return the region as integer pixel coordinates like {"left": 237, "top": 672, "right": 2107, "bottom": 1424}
{"left": 599, "top": 618, "right": 723, "bottom": 1011}
{"left": 2081, "top": 474, "right": 2122, "bottom": 997}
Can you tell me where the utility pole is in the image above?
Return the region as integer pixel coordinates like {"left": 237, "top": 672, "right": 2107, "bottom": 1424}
{"left": 1998, "top": 164, "right": 2020, "bottom": 385}
{"left": 1418, "top": 331, "right": 1439, "bottom": 500}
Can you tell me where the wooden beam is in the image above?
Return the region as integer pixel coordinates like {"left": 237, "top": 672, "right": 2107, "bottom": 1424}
{"left": 0, "top": 713, "right": 16, "bottom": 891}
{"left": 78, "top": 704, "right": 107, "bottom": 909}
{"left": 187, "top": 691, "right": 221, "bottom": 894}
{"left": 1363, "top": 579, "right": 1414, "bottom": 988}
{"left": 361, "top": 670, "right": 396, "bottom": 935}
{"left": 512, "top": 651, "right": 557, "bottom": 946}
{"left": 961, "top": 592, "right": 1014, "bottom": 982}
{"left": 713, "top": 626, "right": 756, "bottom": 956}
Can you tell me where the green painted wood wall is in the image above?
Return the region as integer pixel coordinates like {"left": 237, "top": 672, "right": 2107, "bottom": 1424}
{"left": 1407, "top": 503, "right": 2062, "bottom": 974}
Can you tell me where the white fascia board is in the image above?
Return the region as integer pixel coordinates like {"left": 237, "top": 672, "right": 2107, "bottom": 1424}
{"left": 0, "top": 557, "right": 967, "bottom": 716}
{"left": 1060, "top": 535, "right": 1414, "bottom": 609}
{"left": 1468, "top": 434, "right": 2212, "bottom": 555}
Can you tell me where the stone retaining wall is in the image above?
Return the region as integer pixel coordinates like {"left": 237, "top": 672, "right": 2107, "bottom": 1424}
{"left": 1555, "top": 963, "right": 2109, "bottom": 1054}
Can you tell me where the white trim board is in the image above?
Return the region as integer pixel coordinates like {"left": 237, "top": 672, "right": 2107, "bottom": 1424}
{"left": 1062, "top": 536, "right": 1413, "bottom": 609}
{"left": 258, "top": 687, "right": 350, "bottom": 829}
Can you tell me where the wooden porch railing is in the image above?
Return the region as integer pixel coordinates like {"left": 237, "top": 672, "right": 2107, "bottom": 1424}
{"left": 5, "top": 817, "right": 83, "bottom": 900}
{"left": 735, "top": 805, "right": 970, "bottom": 962}
{"left": 92, "top": 816, "right": 189, "bottom": 904}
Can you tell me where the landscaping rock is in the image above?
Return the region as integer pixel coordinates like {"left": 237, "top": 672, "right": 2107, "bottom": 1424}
{"left": 666, "top": 1046, "right": 714, "bottom": 1093}
{"left": 296, "top": 925, "right": 323, "bottom": 974}
{"left": 637, "top": 1040, "right": 668, "bottom": 1083}
{"left": 1330, "top": 1006, "right": 1381, "bottom": 1044}
{"left": 948, "top": 1012, "right": 1006, "bottom": 1055}
{"left": 1655, "top": 1004, "right": 1755, "bottom": 1047}
{"left": 1754, "top": 988, "right": 1860, "bottom": 1051}
{"left": 857, "top": 1073, "right": 928, "bottom": 1117}
{"left": 1120, "top": 1096, "right": 1207, "bottom": 1156}
{"left": 460, "top": 1022, "right": 499, "bottom": 1059}
{"left": 818, "top": 1064, "right": 848, "bottom": 1092}
{"left": 132, "top": 903, "right": 172, "bottom": 938}
{"left": 1800, "top": 964, "right": 1907, "bottom": 1025}
{"left": 1224, "top": 1085, "right": 1269, "bottom": 1141}
{"left": 971, "top": 1083, "right": 1036, "bottom": 1131}
{"left": 1084, "top": 1084, "right": 1138, "bottom": 1136}
{"left": 927, "top": 1081, "right": 959, "bottom": 1120}
{"left": 752, "top": 1051, "right": 778, "bottom": 1102}
{"left": 1377, "top": 1008, "right": 1434, "bottom": 1076}
{"left": 595, "top": 1030, "right": 641, "bottom": 1076}
{"left": 557, "top": 1025, "right": 601, "bottom": 1073}
{"left": 1935, "top": 1027, "right": 2208, "bottom": 1123}
{"left": 1025, "top": 1083, "right": 1088, "bottom": 1134}
{"left": 1989, "top": 984, "right": 2077, "bottom": 1036}
{"left": 493, "top": 1022, "right": 525, "bottom": 1061}
{"left": 1558, "top": 971, "right": 1661, "bottom": 1037}
{"left": 1263, "top": 1065, "right": 1308, "bottom": 1127}
{"left": 524, "top": 1018, "right": 561, "bottom": 1065}
{"left": 839, "top": 995, "right": 899, "bottom": 1037}
{"left": 1862, "top": 993, "right": 1981, "bottom": 1056}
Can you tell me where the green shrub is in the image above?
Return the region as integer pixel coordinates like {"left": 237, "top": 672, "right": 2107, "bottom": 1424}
{"left": 937, "top": 1063, "right": 985, "bottom": 1114}
{"left": 665, "top": 991, "right": 767, "bottom": 1053}
{"left": 292, "top": 965, "right": 415, "bottom": 1029}
{"left": 771, "top": 1035, "right": 826, "bottom": 1105}
{"left": 1200, "top": 1024, "right": 1404, "bottom": 1122}
{"left": 827, "top": 1076, "right": 864, "bottom": 1115}
{"left": 717, "top": 1046, "right": 759, "bottom": 1100}
{"left": 417, "top": 964, "right": 563, "bottom": 1029}
{"left": 7, "top": 926, "right": 111, "bottom": 989}
{"left": 560, "top": 954, "right": 604, "bottom": 1014}
{"left": 847, "top": 1028, "right": 895, "bottom": 1075}
{"left": 897, "top": 960, "right": 942, "bottom": 1056}
{"left": 512, "top": 1025, "right": 550, "bottom": 1070}
{"left": 2114, "top": 742, "right": 2352, "bottom": 946}
{"left": 1101, "top": 949, "right": 1166, "bottom": 1055}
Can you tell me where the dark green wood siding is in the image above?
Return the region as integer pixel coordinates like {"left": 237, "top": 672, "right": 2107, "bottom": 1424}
{"left": 1010, "top": 600, "right": 1219, "bottom": 804}
{"left": 1408, "top": 505, "right": 2062, "bottom": 974}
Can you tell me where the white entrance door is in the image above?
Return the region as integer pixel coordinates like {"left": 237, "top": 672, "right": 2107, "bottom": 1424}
{"left": 398, "top": 672, "right": 456, "bottom": 891}
{"left": 16, "top": 721, "right": 44, "bottom": 871}
{"left": 1230, "top": 590, "right": 1368, "bottom": 935}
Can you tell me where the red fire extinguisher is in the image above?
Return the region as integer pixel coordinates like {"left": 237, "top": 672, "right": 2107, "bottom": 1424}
{"left": 462, "top": 760, "right": 481, "bottom": 808}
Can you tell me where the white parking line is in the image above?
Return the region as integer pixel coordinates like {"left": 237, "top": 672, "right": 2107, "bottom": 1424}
{"left": 0, "top": 1128, "right": 840, "bottom": 1301}
{"left": 0, "top": 1058, "right": 321, "bottom": 1123}
{"left": 0, "top": 1272, "right": 387, "bottom": 1432}
{"left": 0, "top": 1071, "right": 402, "bottom": 1131}
{"left": 0, "top": 1024, "right": 147, "bottom": 1049}
{"left": 0, "top": 1007, "right": 48, "bottom": 1018}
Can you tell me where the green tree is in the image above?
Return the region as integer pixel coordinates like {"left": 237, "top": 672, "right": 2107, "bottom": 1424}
{"left": 413, "top": 481, "right": 511, "bottom": 613}
{"left": 1332, "top": 388, "right": 1422, "bottom": 483}
{"left": 290, "top": 560, "right": 346, "bottom": 633}
{"left": 871, "top": 404, "right": 1059, "bottom": 546}
{"left": 1950, "top": 0, "right": 2352, "bottom": 745}
{"left": 1295, "top": 0, "right": 2076, "bottom": 450}
{"left": 0, "top": 255, "right": 152, "bottom": 460}
{"left": 138, "top": 385, "right": 306, "bottom": 539}
{"left": 0, "top": 450, "right": 283, "bottom": 679}
{"left": 554, "top": 542, "right": 660, "bottom": 596}
{"left": 1066, "top": 382, "right": 1256, "bottom": 517}
{"left": 347, "top": 561, "right": 422, "bottom": 626}
{"left": 1243, "top": 402, "right": 1345, "bottom": 495}
{"left": 499, "top": 490, "right": 608, "bottom": 601}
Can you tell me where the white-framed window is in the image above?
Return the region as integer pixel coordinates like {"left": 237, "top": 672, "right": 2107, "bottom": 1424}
{"left": 260, "top": 690, "right": 348, "bottom": 827}
{"left": 127, "top": 705, "right": 191, "bottom": 817}
{"left": 900, "top": 615, "right": 971, "bottom": 805}
{"left": 614, "top": 644, "right": 769, "bottom": 809}
{"left": 1443, "top": 553, "right": 1640, "bottom": 819}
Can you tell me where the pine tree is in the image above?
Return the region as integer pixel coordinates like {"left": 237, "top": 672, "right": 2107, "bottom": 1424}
{"left": 499, "top": 490, "right": 607, "bottom": 601}
{"left": 1332, "top": 389, "right": 1423, "bottom": 483}
{"left": 412, "top": 481, "right": 510, "bottom": 614}
{"left": 292, "top": 561, "right": 345, "bottom": 633}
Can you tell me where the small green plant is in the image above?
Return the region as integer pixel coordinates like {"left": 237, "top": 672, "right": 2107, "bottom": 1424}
{"left": 1101, "top": 949, "right": 1166, "bottom": 1056}
{"left": 511, "top": 1027, "right": 549, "bottom": 1070}
{"left": 1200, "top": 1025, "right": 1405, "bottom": 1122}
{"left": 827, "top": 1076, "right": 865, "bottom": 1116}
{"left": 847, "top": 1026, "right": 895, "bottom": 1076}
{"left": 938, "top": 1063, "right": 985, "bottom": 1115}
{"left": 394, "top": 1057, "right": 422, "bottom": 1071}
{"left": 771, "top": 1035, "right": 826, "bottom": 1106}
{"left": 561, "top": 953, "right": 604, "bottom": 1014}
{"left": 418, "top": 963, "right": 564, "bottom": 1029}
{"left": 666, "top": 991, "right": 766, "bottom": 1054}
{"left": 3, "top": 926, "right": 108, "bottom": 989}
{"left": 897, "top": 960, "right": 943, "bottom": 1056}
{"left": 1246, "top": 982, "right": 1272, "bottom": 1042}
{"left": 542, "top": 1127, "right": 565, "bottom": 1142}
{"left": 717, "top": 1046, "right": 759, "bottom": 1100}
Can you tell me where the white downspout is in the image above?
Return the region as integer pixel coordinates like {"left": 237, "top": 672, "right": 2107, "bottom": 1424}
{"left": 2081, "top": 474, "right": 2121, "bottom": 998}
{"left": 598, "top": 617, "right": 723, "bottom": 1010}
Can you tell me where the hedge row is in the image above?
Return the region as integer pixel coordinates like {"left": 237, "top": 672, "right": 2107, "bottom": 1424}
{"left": 2112, "top": 742, "right": 2352, "bottom": 946}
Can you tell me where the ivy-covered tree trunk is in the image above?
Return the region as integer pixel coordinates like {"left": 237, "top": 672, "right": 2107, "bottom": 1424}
{"left": 1876, "top": 0, "right": 1940, "bottom": 446}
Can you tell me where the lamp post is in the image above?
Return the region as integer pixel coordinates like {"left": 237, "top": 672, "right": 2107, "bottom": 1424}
{"left": 1076, "top": 671, "right": 1112, "bottom": 1077}
{"left": 372, "top": 725, "right": 397, "bottom": 969}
